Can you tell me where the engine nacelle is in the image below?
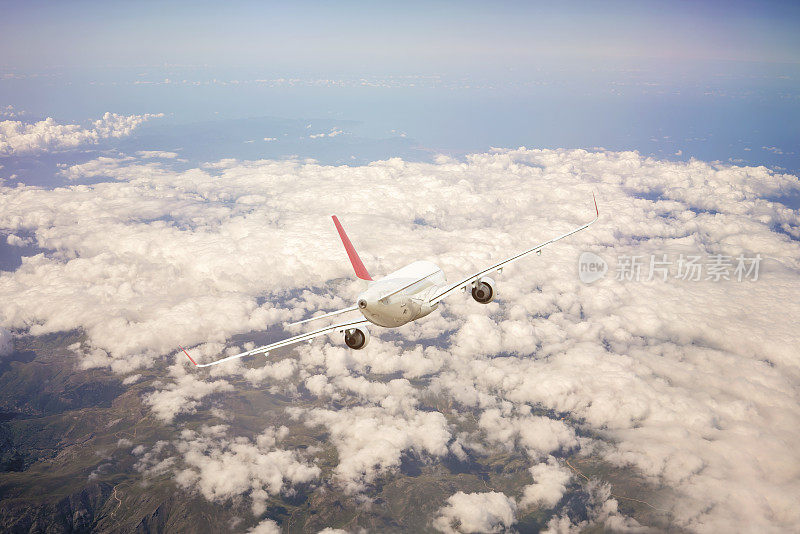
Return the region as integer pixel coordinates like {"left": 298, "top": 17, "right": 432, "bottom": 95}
{"left": 343, "top": 326, "right": 370, "bottom": 350}
{"left": 471, "top": 277, "right": 496, "bottom": 304}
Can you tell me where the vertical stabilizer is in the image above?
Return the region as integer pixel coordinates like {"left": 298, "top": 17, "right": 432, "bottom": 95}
{"left": 331, "top": 216, "right": 373, "bottom": 281}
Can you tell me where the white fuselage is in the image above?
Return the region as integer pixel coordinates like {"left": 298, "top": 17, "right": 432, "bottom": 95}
{"left": 357, "top": 260, "right": 446, "bottom": 327}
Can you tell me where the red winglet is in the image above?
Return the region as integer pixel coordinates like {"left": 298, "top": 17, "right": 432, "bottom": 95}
{"left": 179, "top": 345, "right": 198, "bottom": 366}
{"left": 593, "top": 193, "right": 598, "bottom": 217}
{"left": 332, "top": 216, "right": 373, "bottom": 281}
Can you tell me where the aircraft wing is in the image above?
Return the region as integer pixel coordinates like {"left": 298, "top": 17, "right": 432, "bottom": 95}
{"left": 289, "top": 305, "right": 360, "bottom": 326}
{"left": 428, "top": 195, "right": 599, "bottom": 306}
{"left": 181, "top": 317, "right": 371, "bottom": 368}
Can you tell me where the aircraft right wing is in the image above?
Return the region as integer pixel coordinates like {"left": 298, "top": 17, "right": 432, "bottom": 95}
{"left": 428, "top": 194, "right": 599, "bottom": 306}
{"left": 181, "top": 317, "right": 370, "bottom": 368}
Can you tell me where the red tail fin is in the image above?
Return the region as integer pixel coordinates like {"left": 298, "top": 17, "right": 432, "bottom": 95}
{"left": 331, "top": 216, "right": 372, "bottom": 281}
{"left": 179, "top": 345, "right": 198, "bottom": 366}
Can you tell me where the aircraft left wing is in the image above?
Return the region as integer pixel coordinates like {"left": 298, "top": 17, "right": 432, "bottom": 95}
{"left": 180, "top": 317, "right": 371, "bottom": 368}
{"left": 289, "top": 305, "right": 360, "bottom": 326}
{"left": 428, "top": 194, "right": 599, "bottom": 306}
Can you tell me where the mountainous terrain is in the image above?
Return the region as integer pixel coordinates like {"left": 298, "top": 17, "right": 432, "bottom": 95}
{"left": 0, "top": 332, "right": 675, "bottom": 533}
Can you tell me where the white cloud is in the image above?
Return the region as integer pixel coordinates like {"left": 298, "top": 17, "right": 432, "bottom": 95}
{"left": 0, "top": 327, "right": 12, "bottom": 357}
{"left": 173, "top": 424, "right": 320, "bottom": 516}
{"left": 122, "top": 373, "right": 141, "bottom": 385}
{"left": 248, "top": 519, "right": 281, "bottom": 534}
{"left": 293, "top": 402, "right": 450, "bottom": 493}
{"left": 0, "top": 147, "right": 799, "bottom": 530}
{"left": 542, "top": 481, "right": 648, "bottom": 533}
{"left": 0, "top": 105, "right": 24, "bottom": 119}
{"left": 6, "top": 233, "right": 32, "bottom": 246}
{"left": 304, "top": 373, "right": 338, "bottom": 398}
{"left": 0, "top": 112, "right": 163, "bottom": 155}
{"left": 478, "top": 407, "right": 580, "bottom": 458}
{"left": 432, "top": 491, "right": 517, "bottom": 533}
{"left": 133, "top": 440, "right": 174, "bottom": 476}
{"left": 519, "top": 457, "right": 572, "bottom": 509}
{"left": 309, "top": 128, "right": 343, "bottom": 139}
{"left": 145, "top": 360, "right": 234, "bottom": 422}
{"left": 136, "top": 150, "right": 178, "bottom": 159}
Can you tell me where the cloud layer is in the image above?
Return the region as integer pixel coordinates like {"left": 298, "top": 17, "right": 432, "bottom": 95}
{"left": 433, "top": 491, "right": 517, "bottom": 534}
{"left": 0, "top": 112, "right": 163, "bottom": 155}
{"left": 1, "top": 147, "right": 799, "bottom": 531}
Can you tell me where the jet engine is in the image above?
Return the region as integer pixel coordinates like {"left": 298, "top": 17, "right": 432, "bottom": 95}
{"left": 344, "top": 326, "right": 370, "bottom": 349}
{"left": 471, "top": 277, "right": 496, "bottom": 304}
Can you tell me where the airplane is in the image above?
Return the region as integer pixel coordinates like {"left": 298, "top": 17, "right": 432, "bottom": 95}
{"left": 181, "top": 195, "right": 598, "bottom": 368}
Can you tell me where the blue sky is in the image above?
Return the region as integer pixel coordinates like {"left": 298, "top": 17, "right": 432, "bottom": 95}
{"left": 1, "top": 0, "right": 799, "bottom": 173}
{"left": 2, "top": 0, "right": 799, "bottom": 69}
